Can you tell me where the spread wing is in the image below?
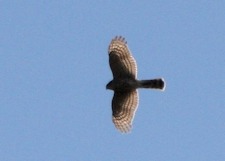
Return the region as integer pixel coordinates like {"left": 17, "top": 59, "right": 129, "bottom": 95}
{"left": 108, "top": 36, "right": 137, "bottom": 79}
{"left": 112, "top": 90, "right": 139, "bottom": 133}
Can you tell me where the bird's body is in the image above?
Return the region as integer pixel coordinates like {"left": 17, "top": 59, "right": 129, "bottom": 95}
{"left": 106, "top": 36, "right": 165, "bottom": 133}
{"left": 106, "top": 78, "right": 137, "bottom": 91}
{"left": 107, "top": 78, "right": 165, "bottom": 91}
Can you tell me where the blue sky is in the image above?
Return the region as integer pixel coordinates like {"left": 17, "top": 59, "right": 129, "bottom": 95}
{"left": 1, "top": 1, "right": 225, "bottom": 161}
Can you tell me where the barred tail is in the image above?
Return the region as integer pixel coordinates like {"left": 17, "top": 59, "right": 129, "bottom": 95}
{"left": 138, "top": 78, "right": 166, "bottom": 90}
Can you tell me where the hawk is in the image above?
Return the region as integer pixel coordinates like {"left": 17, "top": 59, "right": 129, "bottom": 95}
{"left": 106, "top": 36, "right": 166, "bottom": 133}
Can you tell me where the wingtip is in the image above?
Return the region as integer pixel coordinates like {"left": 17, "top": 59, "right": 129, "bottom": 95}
{"left": 112, "top": 35, "right": 127, "bottom": 44}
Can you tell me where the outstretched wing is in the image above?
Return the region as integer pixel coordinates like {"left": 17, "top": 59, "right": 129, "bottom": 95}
{"left": 112, "top": 90, "right": 139, "bottom": 133}
{"left": 108, "top": 36, "right": 137, "bottom": 79}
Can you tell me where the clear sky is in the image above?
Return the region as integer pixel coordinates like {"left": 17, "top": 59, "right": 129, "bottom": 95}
{"left": 1, "top": 1, "right": 225, "bottom": 161}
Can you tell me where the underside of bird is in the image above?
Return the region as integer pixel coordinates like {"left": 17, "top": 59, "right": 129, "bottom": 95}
{"left": 107, "top": 36, "right": 166, "bottom": 133}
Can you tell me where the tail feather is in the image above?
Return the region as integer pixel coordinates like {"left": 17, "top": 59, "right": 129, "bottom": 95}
{"left": 138, "top": 78, "right": 165, "bottom": 90}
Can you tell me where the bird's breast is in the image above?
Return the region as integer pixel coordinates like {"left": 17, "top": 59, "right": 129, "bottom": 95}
{"left": 113, "top": 78, "right": 138, "bottom": 92}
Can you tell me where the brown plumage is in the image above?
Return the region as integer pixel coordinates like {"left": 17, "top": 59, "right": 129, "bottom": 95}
{"left": 106, "top": 36, "right": 166, "bottom": 133}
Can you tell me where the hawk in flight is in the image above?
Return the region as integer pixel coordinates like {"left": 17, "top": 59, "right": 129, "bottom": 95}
{"left": 106, "top": 36, "right": 166, "bottom": 133}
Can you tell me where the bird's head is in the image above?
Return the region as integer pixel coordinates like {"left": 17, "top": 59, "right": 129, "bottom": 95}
{"left": 106, "top": 80, "right": 114, "bottom": 90}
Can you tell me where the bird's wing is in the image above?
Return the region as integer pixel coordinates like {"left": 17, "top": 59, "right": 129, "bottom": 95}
{"left": 112, "top": 90, "right": 139, "bottom": 133}
{"left": 108, "top": 36, "right": 137, "bottom": 79}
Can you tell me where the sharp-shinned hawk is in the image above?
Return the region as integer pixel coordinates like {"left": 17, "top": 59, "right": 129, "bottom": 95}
{"left": 106, "top": 36, "right": 166, "bottom": 133}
